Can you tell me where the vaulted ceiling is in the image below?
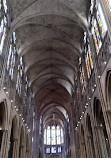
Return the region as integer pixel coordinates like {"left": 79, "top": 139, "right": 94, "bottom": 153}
{"left": 9, "top": 0, "right": 90, "bottom": 126}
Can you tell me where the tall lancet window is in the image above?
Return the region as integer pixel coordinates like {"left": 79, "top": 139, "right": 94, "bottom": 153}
{"left": 51, "top": 125, "right": 56, "bottom": 145}
{"left": 96, "top": 1, "right": 107, "bottom": 38}
{"left": 92, "top": 19, "right": 102, "bottom": 54}
{"left": 16, "top": 57, "right": 23, "bottom": 95}
{"left": 90, "top": 0, "right": 107, "bottom": 55}
{"left": 23, "top": 76, "right": 28, "bottom": 105}
{"left": 106, "top": 0, "right": 111, "bottom": 11}
{"left": 90, "top": 0, "right": 95, "bottom": 14}
{"left": 57, "top": 126, "right": 61, "bottom": 144}
{"left": 79, "top": 57, "right": 86, "bottom": 93}
{"left": 0, "top": 0, "right": 8, "bottom": 54}
{"left": 84, "top": 32, "right": 93, "bottom": 78}
{"left": 7, "top": 32, "right": 17, "bottom": 79}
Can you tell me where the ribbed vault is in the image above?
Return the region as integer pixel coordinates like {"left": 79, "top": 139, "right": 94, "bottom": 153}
{"left": 8, "top": 0, "right": 90, "bottom": 139}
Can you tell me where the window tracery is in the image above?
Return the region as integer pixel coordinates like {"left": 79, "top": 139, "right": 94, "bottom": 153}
{"left": 7, "top": 32, "right": 17, "bottom": 79}
{"left": 23, "top": 76, "right": 28, "bottom": 105}
{"left": 90, "top": 0, "right": 107, "bottom": 54}
{"left": 79, "top": 57, "right": 86, "bottom": 93}
{"left": 0, "top": 0, "right": 8, "bottom": 54}
{"left": 44, "top": 125, "right": 64, "bottom": 145}
{"left": 96, "top": 1, "right": 107, "bottom": 38}
{"left": 84, "top": 32, "right": 93, "bottom": 78}
{"left": 106, "top": 0, "right": 111, "bottom": 11}
{"left": 16, "top": 57, "right": 23, "bottom": 95}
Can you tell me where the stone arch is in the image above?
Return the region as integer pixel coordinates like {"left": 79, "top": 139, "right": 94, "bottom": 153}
{"left": 86, "top": 114, "right": 96, "bottom": 158}
{"left": 12, "top": 115, "right": 19, "bottom": 138}
{"left": 8, "top": 115, "right": 19, "bottom": 158}
{"left": 79, "top": 125, "right": 87, "bottom": 158}
{"left": 93, "top": 98, "right": 111, "bottom": 158}
{"left": 106, "top": 70, "right": 111, "bottom": 109}
{"left": 19, "top": 126, "right": 25, "bottom": 158}
{"left": 0, "top": 100, "right": 8, "bottom": 130}
{"left": 0, "top": 100, "right": 8, "bottom": 152}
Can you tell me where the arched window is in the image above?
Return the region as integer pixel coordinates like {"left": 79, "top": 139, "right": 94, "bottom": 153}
{"left": 96, "top": 2, "right": 107, "bottom": 38}
{"left": 23, "top": 76, "right": 28, "bottom": 105}
{"left": 90, "top": 0, "right": 95, "bottom": 14}
{"left": 57, "top": 126, "right": 60, "bottom": 144}
{"left": 0, "top": 0, "right": 8, "bottom": 54}
{"left": 90, "top": 0, "right": 107, "bottom": 55}
{"left": 7, "top": 32, "right": 17, "bottom": 79}
{"left": 51, "top": 125, "right": 56, "bottom": 145}
{"left": 16, "top": 57, "right": 23, "bottom": 95}
{"left": 44, "top": 125, "right": 64, "bottom": 145}
{"left": 86, "top": 115, "right": 96, "bottom": 158}
{"left": 84, "top": 32, "right": 94, "bottom": 78}
{"left": 79, "top": 57, "right": 86, "bottom": 93}
{"left": 106, "top": 0, "right": 111, "bottom": 11}
{"left": 92, "top": 18, "right": 102, "bottom": 55}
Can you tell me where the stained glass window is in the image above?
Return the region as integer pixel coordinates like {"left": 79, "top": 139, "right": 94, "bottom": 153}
{"left": 3, "top": 0, "right": 8, "bottom": 13}
{"left": 84, "top": 32, "right": 93, "bottom": 78}
{"left": 90, "top": 0, "right": 107, "bottom": 55}
{"left": 44, "top": 129, "right": 46, "bottom": 144}
{"left": 79, "top": 57, "right": 86, "bottom": 93}
{"left": 25, "top": 76, "right": 28, "bottom": 91}
{"left": 61, "top": 128, "right": 64, "bottom": 144}
{"left": 44, "top": 125, "right": 64, "bottom": 145}
{"left": 90, "top": 0, "right": 95, "bottom": 14}
{"left": 16, "top": 57, "right": 23, "bottom": 95}
{"left": 57, "top": 126, "right": 61, "bottom": 144}
{"left": 7, "top": 32, "right": 17, "bottom": 79}
{"left": 85, "top": 46, "right": 93, "bottom": 78}
{"left": 0, "top": 0, "right": 8, "bottom": 54}
{"left": 106, "top": 0, "right": 111, "bottom": 11}
{"left": 47, "top": 126, "right": 50, "bottom": 145}
{"left": 51, "top": 147, "right": 56, "bottom": 154}
{"left": 51, "top": 126, "right": 56, "bottom": 145}
{"left": 92, "top": 19, "right": 102, "bottom": 55}
{"left": 46, "top": 148, "right": 50, "bottom": 154}
{"left": 23, "top": 76, "right": 28, "bottom": 105}
{"left": 58, "top": 147, "right": 62, "bottom": 153}
{"left": 96, "top": 1, "right": 107, "bottom": 38}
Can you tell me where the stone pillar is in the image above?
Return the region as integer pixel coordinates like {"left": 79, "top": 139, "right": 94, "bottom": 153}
{"left": 33, "top": 115, "right": 40, "bottom": 158}
{"left": 18, "top": 145, "right": 25, "bottom": 158}
{"left": 12, "top": 138, "right": 18, "bottom": 158}
{"left": 26, "top": 149, "right": 30, "bottom": 158}
{"left": 87, "top": 135, "right": 94, "bottom": 158}
{"left": 89, "top": 108, "right": 103, "bottom": 158}
{"left": 97, "top": 126, "right": 109, "bottom": 158}
{"left": 80, "top": 142, "right": 87, "bottom": 158}
{"left": 70, "top": 103, "right": 76, "bottom": 158}
{"left": 0, "top": 130, "right": 8, "bottom": 158}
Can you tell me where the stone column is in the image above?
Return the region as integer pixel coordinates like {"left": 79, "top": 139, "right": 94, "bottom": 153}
{"left": 26, "top": 149, "right": 30, "bottom": 158}
{"left": 33, "top": 115, "right": 40, "bottom": 158}
{"left": 97, "top": 126, "right": 109, "bottom": 158}
{"left": 87, "top": 135, "right": 94, "bottom": 158}
{"left": 12, "top": 138, "right": 18, "bottom": 158}
{"left": 70, "top": 103, "right": 76, "bottom": 158}
{"left": 80, "top": 142, "right": 87, "bottom": 158}
{"left": 89, "top": 108, "right": 103, "bottom": 158}
{"left": 0, "top": 130, "right": 8, "bottom": 158}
